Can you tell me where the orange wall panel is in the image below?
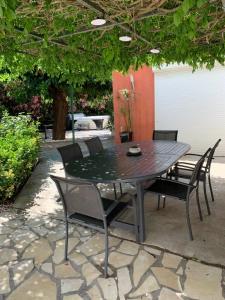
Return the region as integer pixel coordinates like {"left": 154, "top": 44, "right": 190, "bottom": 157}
{"left": 112, "top": 66, "right": 155, "bottom": 143}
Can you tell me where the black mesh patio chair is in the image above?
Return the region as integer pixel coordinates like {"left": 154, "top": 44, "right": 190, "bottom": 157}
{"left": 143, "top": 130, "right": 179, "bottom": 191}
{"left": 153, "top": 130, "right": 178, "bottom": 141}
{"left": 168, "top": 139, "right": 221, "bottom": 204}
{"left": 144, "top": 153, "right": 207, "bottom": 240}
{"left": 57, "top": 143, "right": 83, "bottom": 174}
{"left": 85, "top": 136, "right": 104, "bottom": 156}
{"left": 85, "top": 136, "right": 123, "bottom": 199}
{"left": 50, "top": 175, "right": 129, "bottom": 278}
{"left": 56, "top": 143, "right": 83, "bottom": 202}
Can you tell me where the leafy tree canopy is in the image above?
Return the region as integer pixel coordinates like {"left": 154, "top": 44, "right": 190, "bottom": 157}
{"left": 0, "top": 0, "right": 224, "bottom": 84}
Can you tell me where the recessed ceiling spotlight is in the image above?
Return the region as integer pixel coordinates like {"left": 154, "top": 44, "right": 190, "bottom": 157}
{"left": 91, "top": 18, "right": 106, "bottom": 26}
{"left": 150, "top": 48, "right": 160, "bottom": 54}
{"left": 119, "top": 36, "right": 132, "bottom": 42}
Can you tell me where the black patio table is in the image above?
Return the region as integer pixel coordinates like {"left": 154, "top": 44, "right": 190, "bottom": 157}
{"left": 65, "top": 140, "right": 190, "bottom": 243}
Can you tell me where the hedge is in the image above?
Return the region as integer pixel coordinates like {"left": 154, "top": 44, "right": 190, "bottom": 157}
{"left": 0, "top": 113, "right": 40, "bottom": 202}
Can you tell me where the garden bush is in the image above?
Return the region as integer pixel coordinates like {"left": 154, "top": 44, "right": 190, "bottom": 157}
{"left": 0, "top": 113, "right": 40, "bottom": 202}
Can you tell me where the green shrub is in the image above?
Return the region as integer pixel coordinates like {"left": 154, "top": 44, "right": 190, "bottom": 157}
{"left": 0, "top": 113, "right": 40, "bottom": 202}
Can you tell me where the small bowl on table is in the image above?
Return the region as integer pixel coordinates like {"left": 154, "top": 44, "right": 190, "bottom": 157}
{"left": 127, "top": 145, "right": 142, "bottom": 156}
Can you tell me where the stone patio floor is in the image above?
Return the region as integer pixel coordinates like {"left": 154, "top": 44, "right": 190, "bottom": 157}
{"left": 1, "top": 130, "right": 225, "bottom": 299}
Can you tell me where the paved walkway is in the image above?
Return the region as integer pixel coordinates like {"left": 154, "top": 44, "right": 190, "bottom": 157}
{"left": 0, "top": 211, "right": 225, "bottom": 299}
{"left": 1, "top": 130, "right": 225, "bottom": 299}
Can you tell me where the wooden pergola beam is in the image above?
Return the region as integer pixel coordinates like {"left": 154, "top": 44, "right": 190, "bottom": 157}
{"left": 76, "top": 0, "right": 153, "bottom": 45}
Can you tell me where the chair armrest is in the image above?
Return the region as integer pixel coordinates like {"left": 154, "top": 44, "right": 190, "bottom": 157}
{"left": 174, "top": 162, "right": 196, "bottom": 170}
{"left": 184, "top": 153, "right": 202, "bottom": 157}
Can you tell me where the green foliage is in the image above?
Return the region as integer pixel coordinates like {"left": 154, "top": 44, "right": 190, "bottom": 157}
{"left": 0, "top": 0, "right": 223, "bottom": 82}
{"left": 0, "top": 112, "right": 40, "bottom": 202}
{"left": 71, "top": 81, "right": 113, "bottom": 118}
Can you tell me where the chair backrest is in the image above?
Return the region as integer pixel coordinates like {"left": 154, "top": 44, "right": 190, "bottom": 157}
{"left": 50, "top": 175, "right": 105, "bottom": 220}
{"left": 57, "top": 143, "right": 83, "bottom": 168}
{"left": 189, "top": 148, "right": 211, "bottom": 186}
{"left": 153, "top": 130, "right": 178, "bottom": 141}
{"left": 85, "top": 137, "right": 104, "bottom": 156}
{"left": 205, "top": 139, "right": 221, "bottom": 172}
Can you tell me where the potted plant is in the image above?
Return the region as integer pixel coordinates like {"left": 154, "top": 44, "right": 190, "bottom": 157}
{"left": 119, "top": 88, "right": 134, "bottom": 143}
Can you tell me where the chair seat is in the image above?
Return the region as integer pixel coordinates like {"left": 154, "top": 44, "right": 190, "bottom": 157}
{"left": 145, "top": 179, "right": 193, "bottom": 200}
{"left": 68, "top": 198, "right": 127, "bottom": 228}
{"left": 168, "top": 167, "right": 205, "bottom": 181}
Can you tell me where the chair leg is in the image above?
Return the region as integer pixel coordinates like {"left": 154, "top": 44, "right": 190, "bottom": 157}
{"left": 208, "top": 174, "right": 215, "bottom": 202}
{"left": 119, "top": 183, "right": 123, "bottom": 196}
{"left": 163, "top": 196, "right": 166, "bottom": 208}
{"left": 64, "top": 219, "right": 69, "bottom": 261}
{"left": 186, "top": 197, "right": 193, "bottom": 240}
{"left": 104, "top": 229, "right": 109, "bottom": 278}
{"left": 157, "top": 194, "right": 161, "bottom": 210}
{"left": 203, "top": 179, "right": 211, "bottom": 215}
{"left": 113, "top": 184, "right": 118, "bottom": 200}
{"left": 196, "top": 186, "right": 203, "bottom": 221}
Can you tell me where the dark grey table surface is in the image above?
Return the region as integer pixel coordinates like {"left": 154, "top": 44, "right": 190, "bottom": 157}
{"left": 65, "top": 140, "right": 190, "bottom": 183}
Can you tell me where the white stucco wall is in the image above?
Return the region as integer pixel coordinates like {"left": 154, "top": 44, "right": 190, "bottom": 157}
{"left": 154, "top": 64, "right": 225, "bottom": 156}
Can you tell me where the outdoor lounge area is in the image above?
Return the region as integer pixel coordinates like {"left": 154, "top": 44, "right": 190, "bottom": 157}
{"left": 0, "top": 130, "right": 223, "bottom": 299}
{"left": 1, "top": 0, "right": 225, "bottom": 299}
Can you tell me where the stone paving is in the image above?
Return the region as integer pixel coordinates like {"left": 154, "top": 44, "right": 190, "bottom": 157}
{"left": 0, "top": 211, "right": 225, "bottom": 300}
{"left": 1, "top": 130, "right": 225, "bottom": 299}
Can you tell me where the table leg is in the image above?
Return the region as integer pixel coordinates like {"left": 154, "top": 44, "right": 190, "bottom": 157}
{"left": 136, "top": 182, "right": 145, "bottom": 243}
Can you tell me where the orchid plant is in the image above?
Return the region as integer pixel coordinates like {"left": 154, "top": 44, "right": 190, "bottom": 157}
{"left": 119, "top": 88, "right": 134, "bottom": 133}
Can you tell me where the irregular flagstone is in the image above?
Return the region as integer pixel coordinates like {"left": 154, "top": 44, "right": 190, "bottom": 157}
{"left": 176, "top": 267, "right": 184, "bottom": 276}
{"left": 127, "top": 297, "right": 152, "bottom": 300}
{"left": 55, "top": 262, "right": 80, "bottom": 278}
{"left": 10, "top": 228, "right": 38, "bottom": 253}
{"left": 91, "top": 252, "right": 105, "bottom": 264}
{"left": 47, "top": 224, "right": 73, "bottom": 242}
{"left": 108, "top": 251, "right": 134, "bottom": 268}
{"left": 128, "top": 297, "right": 152, "bottom": 300}
{"left": 128, "top": 275, "right": 160, "bottom": 298}
{"left": 41, "top": 263, "right": 53, "bottom": 275}
{"left": 12, "top": 260, "right": 34, "bottom": 286}
{"left": 133, "top": 250, "right": 155, "bottom": 287}
{"left": 73, "top": 230, "right": 80, "bottom": 238}
{"left": 159, "top": 287, "right": 183, "bottom": 300}
{"left": 0, "top": 225, "right": 14, "bottom": 235}
{"left": 22, "top": 238, "right": 53, "bottom": 266}
{"left": 7, "top": 271, "right": 57, "bottom": 300}
{"left": 45, "top": 219, "right": 60, "bottom": 229}
{"left": 69, "top": 251, "right": 87, "bottom": 266}
{"left": 0, "top": 212, "right": 16, "bottom": 224}
{"left": 151, "top": 267, "right": 182, "bottom": 291}
{"left": 117, "top": 240, "right": 139, "bottom": 256}
{"left": 117, "top": 267, "right": 132, "bottom": 300}
{"left": 63, "top": 295, "right": 83, "bottom": 300}
{"left": 184, "top": 260, "right": 224, "bottom": 300}
{"left": 25, "top": 216, "right": 48, "bottom": 227}
{"left": 31, "top": 226, "right": 48, "bottom": 237}
{"left": 98, "top": 278, "right": 118, "bottom": 300}
{"left": 144, "top": 246, "right": 161, "bottom": 256}
{"left": 78, "top": 233, "right": 120, "bottom": 256}
{"left": 77, "top": 226, "right": 92, "bottom": 236}
{"left": 87, "top": 285, "right": 103, "bottom": 299}
{"left": 61, "top": 278, "right": 84, "bottom": 294}
{"left": 162, "top": 253, "right": 182, "bottom": 269}
{"left": 0, "top": 234, "right": 10, "bottom": 247}
{"left": 0, "top": 248, "right": 17, "bottom": 264}
{"left": 6, "top": 219, "right": 24, "bottom": 228}
{"left": 52, "top": 237, "right": 80, "bottom": 264}
{"left": 81, "top": 262, "right": 101, "bottom": 285}
{"left": 0, "top": 265, "right": 10, "bottom": 294}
